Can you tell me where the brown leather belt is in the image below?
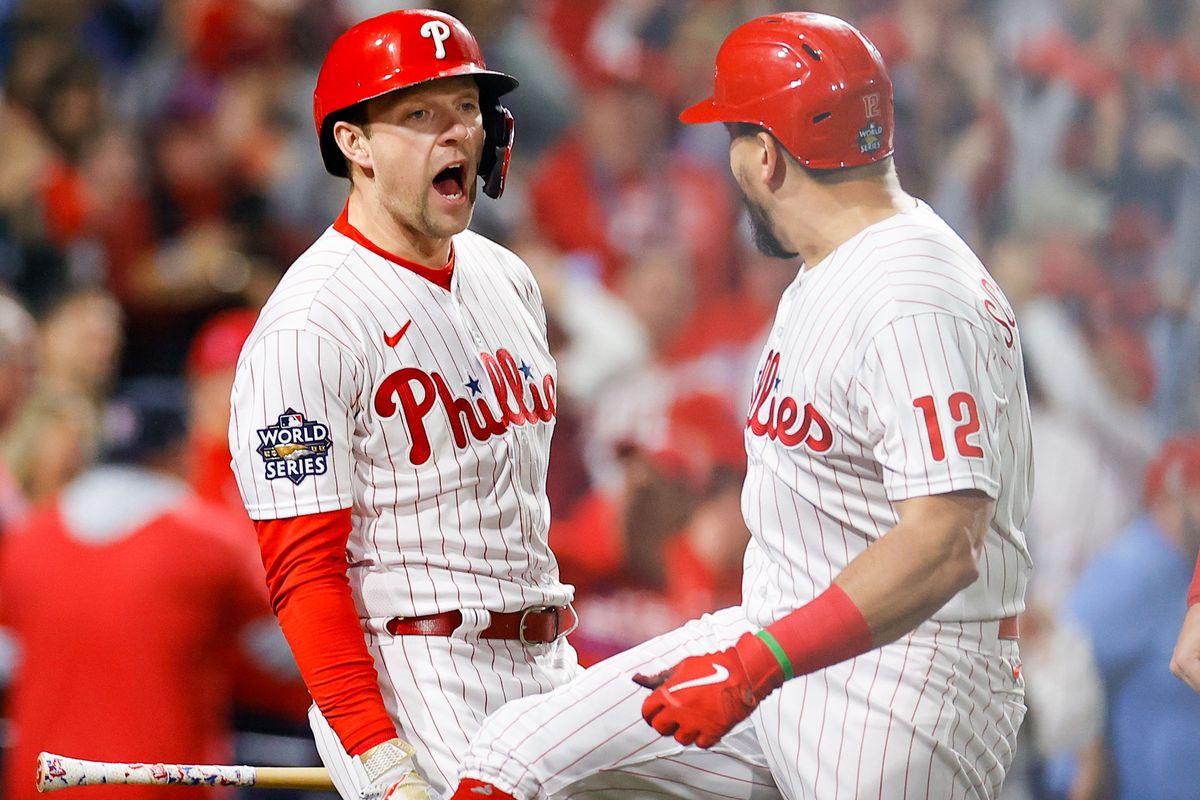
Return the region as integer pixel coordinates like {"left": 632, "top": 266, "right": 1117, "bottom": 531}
{"left": 385, "top": 606, "right": 577, "bottom": 645}
{"left": 998, "top": 615, "right": 1019, "bottom": 641}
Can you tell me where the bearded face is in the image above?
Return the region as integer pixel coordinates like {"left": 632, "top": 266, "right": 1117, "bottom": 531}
{"left": 742, "top": 193, "right": 799, "bottom": 260}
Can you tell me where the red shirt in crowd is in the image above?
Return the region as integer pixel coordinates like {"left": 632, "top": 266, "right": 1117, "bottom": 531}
{"left": 0, "top": 470, "right": 274, "bottom": 800}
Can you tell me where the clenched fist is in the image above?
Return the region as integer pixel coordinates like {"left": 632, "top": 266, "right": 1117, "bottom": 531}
{"left": 358, "top": 738, "right": 433, "bottom": 800}
{"left": 633, "top": 633, "right": 785, "bottom": 748}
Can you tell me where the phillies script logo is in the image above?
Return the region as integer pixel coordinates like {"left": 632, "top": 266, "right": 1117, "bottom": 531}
{"left": 748, "top": 350, "right": 833, "bottom": 451}
{"left": 374, "top": 348, "right": 555, "bottom": 465}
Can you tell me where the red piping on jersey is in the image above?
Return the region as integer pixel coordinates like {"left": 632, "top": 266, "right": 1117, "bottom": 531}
{"left": 256, "top": 509, "right": 396, "bottom": 756}
{"left": 333, "top": 204, "right": 455, "bottom": 291}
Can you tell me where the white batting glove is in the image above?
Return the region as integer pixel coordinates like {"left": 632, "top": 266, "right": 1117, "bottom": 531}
{"left": 356, "top": 738, "right": 433, "bottom": 800}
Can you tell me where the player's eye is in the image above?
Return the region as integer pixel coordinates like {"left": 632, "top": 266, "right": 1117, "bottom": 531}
{"left": 460, "top": 100, "right": 478, "bottom": 113}
{"left": 408, "top": 109, "right": 428, "bottom": 121}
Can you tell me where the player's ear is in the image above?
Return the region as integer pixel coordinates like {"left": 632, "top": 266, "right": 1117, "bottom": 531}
{"left": 757, "top": 131, "right": 788, "bottom": 191}
{"left": 333, "top": 120, "right": 374, "bottom": 174}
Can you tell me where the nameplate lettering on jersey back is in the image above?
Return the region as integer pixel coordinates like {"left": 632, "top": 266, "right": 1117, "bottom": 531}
{"left": 747, "top": 350, "right": 833, "bottom": 452}
{"left": 256, "top": 409, "right": 332, "bottom": 484}
{"left": 374, "top": 347, "right": 556, "bottom": 466}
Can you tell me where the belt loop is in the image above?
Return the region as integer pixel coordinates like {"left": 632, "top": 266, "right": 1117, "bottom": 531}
{"left": 561, "top": 603, "right": 579, "bottom": 639}
{"left": 362, "top": 616, "right": 393, "bottom": 642}
{"left": 453, "top": 608, "right": 491, "bottom": 641}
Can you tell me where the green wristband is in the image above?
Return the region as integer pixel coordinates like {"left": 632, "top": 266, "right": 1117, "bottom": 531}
{"left": 755, "top": 630, "right": 795, "bottom": 681}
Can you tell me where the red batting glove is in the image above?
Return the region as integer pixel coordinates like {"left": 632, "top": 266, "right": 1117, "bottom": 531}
{"left": 632, "top": 633, "right": 784, "bottom": 748}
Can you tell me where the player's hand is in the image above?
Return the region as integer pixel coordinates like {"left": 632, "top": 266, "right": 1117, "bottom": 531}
{"left": 1171, "top": 604, "right": 1200, "bottom": 694}
{"left": 357, "top": 738, "right": 434, "bottom": 800}
{"left": 632, "top": 633, "right": 784, "bottom": 748}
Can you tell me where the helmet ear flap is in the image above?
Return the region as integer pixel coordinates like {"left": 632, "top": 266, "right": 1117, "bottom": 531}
{"left": 479, "top": 99, "right": 514, "bottom": 199}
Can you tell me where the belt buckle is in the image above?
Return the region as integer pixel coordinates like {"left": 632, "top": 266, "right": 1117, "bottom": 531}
{"left": 518, "top": 606, "right": 551, "bottom": 647}
{"left": 518, "top": 605, "right": 578, "bottom": 646}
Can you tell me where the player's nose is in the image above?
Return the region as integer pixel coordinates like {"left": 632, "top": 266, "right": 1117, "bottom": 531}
{"left": 438, "top": 116, "right": 472, "bottom": 147}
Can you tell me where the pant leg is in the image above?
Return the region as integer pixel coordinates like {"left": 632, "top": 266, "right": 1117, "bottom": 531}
{"left": 754, "top": 621, "right": 1026, "bottom": 800}
{"left": 459, "top": 607, "right": 780, "bottom": 800}
{"left": 310, "top": 624, "right": 579, "bottom": 799}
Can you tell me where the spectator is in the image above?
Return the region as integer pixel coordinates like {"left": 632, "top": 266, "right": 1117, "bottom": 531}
{"left": 0, "top": 378, "right": 288, "bottom": 800}
{"left": 565, "top": 392, "right": 746, "bottom": 664}
{"left": 185, "top": 307, "right": 258, "bottom": 512}
{"left": 0, "top": 292, "right": 36, "bottom": 530}
{"left": 1067, "top": 436, "right": 1200, "bottom": 800}
{"left": 529, "top": 67, "right": 734, "bottom": 299}
{"left": 657, "top": 393, "right": 748, "bottom": 618}
{"left": 183, "top": 307, "right": 312, "bottom": 733}
{"left": 36, "top": 287, "right": 123, "bottom": 406}
{"left": 2, "top": 389, "right": 98, "bottom": 505}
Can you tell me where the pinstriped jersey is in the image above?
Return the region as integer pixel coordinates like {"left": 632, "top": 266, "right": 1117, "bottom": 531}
{"left": 228, "top": 217, "right": 572, "bottom": 620}
{"left": 742, "top": 200, "right": 1033, "bottom": 627}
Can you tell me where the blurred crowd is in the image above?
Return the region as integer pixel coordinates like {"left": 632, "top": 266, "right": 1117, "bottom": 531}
{"left": 2, "top": 0, "right": 1200, "bottom": 798}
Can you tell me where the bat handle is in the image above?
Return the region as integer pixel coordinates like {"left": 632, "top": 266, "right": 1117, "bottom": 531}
{"left": 254, "top": 767, "right": 337, "bottom": 790}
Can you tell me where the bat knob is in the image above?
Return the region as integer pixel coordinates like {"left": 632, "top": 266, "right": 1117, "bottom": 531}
{"left": 35, "top": 752, "right": 55, "bottom": 793}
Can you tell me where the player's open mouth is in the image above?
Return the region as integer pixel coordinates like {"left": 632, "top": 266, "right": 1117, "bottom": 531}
{"left": 433, "top": 164, "right": 467, "bottom": 201}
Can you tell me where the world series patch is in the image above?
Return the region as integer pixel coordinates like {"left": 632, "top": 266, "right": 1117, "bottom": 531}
{"left": 857, "top": 121, "right": 884, "bottom": 154}
{"left": 256, "top": 408, "right": 331, "bottom": 485}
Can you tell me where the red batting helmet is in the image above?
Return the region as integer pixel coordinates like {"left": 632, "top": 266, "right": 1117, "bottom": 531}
{"left": 680, "top": 12, "right": 893, "bottom": 170}
{"left": 313, "top": 9, "right": 518, "bottom": 197}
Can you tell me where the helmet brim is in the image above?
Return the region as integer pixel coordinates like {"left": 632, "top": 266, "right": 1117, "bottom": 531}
{"left": 679, "top": 97, "right": 729, "bottom": 125}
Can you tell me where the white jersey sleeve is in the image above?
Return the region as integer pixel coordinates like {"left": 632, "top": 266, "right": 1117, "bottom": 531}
{"left": 855, "top": 312, "right": 1002, "bottom": 502}
{"left": 230, "top": 328, "right": 361, "bottom": 520}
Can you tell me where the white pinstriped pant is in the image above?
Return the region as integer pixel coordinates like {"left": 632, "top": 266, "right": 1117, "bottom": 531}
{"left": 309, "top": 612, "right": 582, "bottom": 799}
{"left": 459, "top": 606, "right": 1026, "bottom": 800}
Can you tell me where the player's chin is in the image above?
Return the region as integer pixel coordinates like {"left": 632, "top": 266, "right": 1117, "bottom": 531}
{"left": 426, "top": 189, "right": 475, "bottom": 233}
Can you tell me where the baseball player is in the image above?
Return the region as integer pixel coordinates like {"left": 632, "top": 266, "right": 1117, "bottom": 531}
{"left": 227, "top": 10, "right": 577, "bottom": 800}
{"left": 449, "top": 13, "right": 1033, "bottom": 800}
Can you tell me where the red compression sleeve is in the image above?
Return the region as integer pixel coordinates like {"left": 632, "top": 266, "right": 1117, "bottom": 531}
{"left": 1190, "top": 552, "right": 1200, "bottom": 607}
{"left": 256, "top": 510, "right": 396, "bottom": 756}
{"left": 741, "top": 584, "right": 874, "bottom": 681}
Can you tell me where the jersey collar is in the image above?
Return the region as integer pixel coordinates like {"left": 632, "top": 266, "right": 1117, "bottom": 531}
{"left": 333, "top": 204, "right": 455, "bottom": 291}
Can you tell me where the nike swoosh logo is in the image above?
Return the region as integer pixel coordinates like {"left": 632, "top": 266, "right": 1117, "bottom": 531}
{"left": 384, "top": 320, "right": 412, "bottom": 348}
{"left": 666, "top": 663, "right": 730, "bottom": 693}
{"left": 471, "top": 787, "right": 494, "bottom": 796}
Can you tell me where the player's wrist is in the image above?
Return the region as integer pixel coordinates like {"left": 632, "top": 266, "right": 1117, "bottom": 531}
{"left": 359, "top": 737, "right": 416, "bottom": 783}
{"left": 756, "top": 583, "right": 874, "bottom": 681}
{"left": 354, "top": 730, "right": 405, "bottom": 760}
{"left": 356, "top": 738, "right": 432, "bottom": 800}
{"left": 733, "top": 632, "right": 787, "bottom": 697}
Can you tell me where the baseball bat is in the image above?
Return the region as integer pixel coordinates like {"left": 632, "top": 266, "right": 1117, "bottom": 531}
{"left": 36, "top": 751, "right": 336, "bottom": 793}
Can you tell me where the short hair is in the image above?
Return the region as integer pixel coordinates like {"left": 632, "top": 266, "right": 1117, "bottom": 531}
{"left": 331, "top": 100, "right": 371, "bottom": 181}
{"left": 726, "top": 122, "right": 892, "bottom": 183}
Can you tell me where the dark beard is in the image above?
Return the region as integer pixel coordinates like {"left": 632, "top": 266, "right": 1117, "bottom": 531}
{"left": 743, "top": 196, "right": 799, "bottom": 260}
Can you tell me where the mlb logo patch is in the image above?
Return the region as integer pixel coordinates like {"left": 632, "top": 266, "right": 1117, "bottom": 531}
{"left": 256, "top": 408, "right": 332, "bottom": 485}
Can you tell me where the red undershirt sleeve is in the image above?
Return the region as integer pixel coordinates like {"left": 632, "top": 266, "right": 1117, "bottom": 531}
{"left": 737, "top": 584, "right": 875, "bottom": 685}
{"left": 255, "top": 509, "right": 396, "bottom": 756}
{"left": 1189, "top": 551, "right": 1200, "bottom": 607}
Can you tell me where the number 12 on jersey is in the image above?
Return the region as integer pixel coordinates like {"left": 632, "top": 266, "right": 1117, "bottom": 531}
{"left": 912, "top": 393, "right": 984, "bottom": 461}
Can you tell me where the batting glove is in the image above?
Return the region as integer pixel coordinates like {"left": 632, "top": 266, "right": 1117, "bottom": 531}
{"left": 357, "top": 738, "right": 433, "bottom": 800}
{"left": 632, "top": 633, "right": 784, "bottom": 748}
